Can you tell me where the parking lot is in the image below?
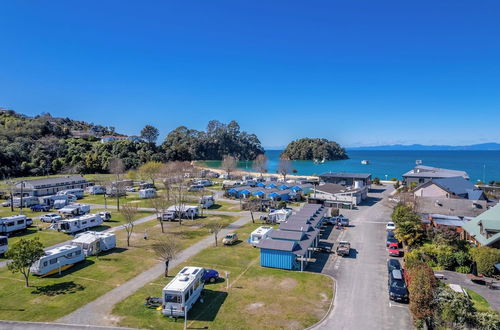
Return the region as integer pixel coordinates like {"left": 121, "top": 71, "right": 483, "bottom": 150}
{"left": 313, "top": 184, "right": 412, "bottom": 330}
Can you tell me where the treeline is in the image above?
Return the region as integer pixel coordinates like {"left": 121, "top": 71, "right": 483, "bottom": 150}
{"left": 282, "top": 138, "right": 348, "bottom": 161}
{"left": 0, "top": 110, "right": 263, "bottom": 178}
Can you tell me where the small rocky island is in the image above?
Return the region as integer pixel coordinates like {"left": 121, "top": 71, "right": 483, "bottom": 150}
{"left": 281, "top": 138, "right": 348, "bottom": 161}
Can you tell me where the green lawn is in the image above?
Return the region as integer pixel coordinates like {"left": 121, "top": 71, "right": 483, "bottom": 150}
{"left": 0, "top": 214, "right": 238, "bottom": 322}
{"left": 113, "top": 223, "right": 333, "bottom": 330}
{"left": 209, "top": 200, "right": 241, "bottom": 212}
{"left": 465, "top": 288, "right": 493, "bottom": 313}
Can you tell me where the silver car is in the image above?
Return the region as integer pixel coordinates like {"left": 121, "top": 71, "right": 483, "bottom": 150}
{"left": 41, "top": 213, "right": 62, "bottom": 223}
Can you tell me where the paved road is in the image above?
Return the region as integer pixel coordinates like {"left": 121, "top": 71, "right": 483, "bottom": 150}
{"left": 57, "top": 212, "right": 252, "bottom": 326}
{"left": 312, "top": 185, "right": 412, "bottom": 330}
{"left": 0, "top": 320, "right": 137, "bottom": 330}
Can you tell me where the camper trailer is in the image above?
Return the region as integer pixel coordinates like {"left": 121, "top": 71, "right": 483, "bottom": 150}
{"left": 249, "top": 226, "right": 274, "bottom": 245}
{"left": 30, "top": 245, "right": 85, "bottom": 276}
{"left": 59, "top": 204, "right": 91, "bottom": 218}
{"left": 0, "top": 236, "right": 8, "bottom": 255}
{"left": 12, "top": 196, "right": 39, "bottom": 208}
{"left": 139, "top": 188, "right": 156, "bottom": 199}
{"left": 56, "top": 214, "right": 104, "bottom": 234}
{"left": 162, "top": 266, "right": 206, "bottom": 317}
{"left": 71, "top": 231, "right": 116, "bottom": 256}
{"left": 87, "top": 185, "right": 106, "bottom": 195}
{"left": 199, "top": 195, "right": 215, "bottom": 209}
{"left": 57, "top": 188, "right": 84, "bottom": 199}
{"left": 267, "top": 209, "right": 292, "bottom": 223}
{"left": 0, "top": 215, "right": 28, "bottom": 236}
{"left": 162, "top": 205, "right": 199, "bottom": 221}
{"left": 39, "top": 195, "right": 69, "bottom": 208}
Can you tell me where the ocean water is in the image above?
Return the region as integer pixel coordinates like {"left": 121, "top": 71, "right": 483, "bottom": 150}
{"left": 204, "top": 150, "right": 500, "bottom": 182}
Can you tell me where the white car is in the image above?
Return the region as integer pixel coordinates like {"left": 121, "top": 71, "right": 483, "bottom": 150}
{"left": 386, "top": 222, "right": 396, "bottom": 231}
{"left": 41, "top": 213, "right": 63, "bottom": 223}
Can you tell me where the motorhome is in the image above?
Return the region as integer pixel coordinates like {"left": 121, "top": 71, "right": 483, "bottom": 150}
{"left": 249, "top": 226, "right": 274, "bottom": 245}
{"left": 162, "top": 266, "right": 206, "bottom": 317}
{"left": 87, "top": 185, "right": 106, "bottom": 195}
{"left": 12, "top": 196, "right": 39, "bottom": 208}
{"left": 0, "top": 215, "right": 28, "bottom": 236}
{"left": 39, "top": 194, "right": 70, "bottom": 208}
{"left": 30, "top": 245, "right": 85, "bottom": 276}
{"left": 195, "top": 179, "right": 213, "bottom": 187}
{"left": 267, "top": 209, "right": 293, "bottom": 223}
{"left": 57, "top": 188, "right": 84, "bottom": 199}
{"left": 199, "top": 195, "right": 215, "bottom": 209}
{"left": 59, "top": 204, "right": 91, "bottom": 217}
{"left": 71, "top": 231, "right": 116, "bottom": 256}
{"left": 56, "top": 214, "right": 104, "bottom": 234}
{"left": 139, "top": 188, "right": 156, "bottom": 199}
{"left": 0, "top": 236, "right": 8, "bottom": 255}
{"left": 162, "top": 205, "right": 199, "bottom": 221}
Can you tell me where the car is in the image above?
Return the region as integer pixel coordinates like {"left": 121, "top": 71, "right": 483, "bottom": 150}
{"left": 386, "top": 232, "right": 400, "bottom": 247}
{"left": 222, "top": 233, "right": 238, "bottom": 245}
{"left": 386, "top": 222, "right": 396, "bottom": 231}
{"left": 388, "top": 269, "right": 408, "bottom": 302}
{"left": 1, "top": 201, "right": 11, "bottom": 207}
{"left": 98, "top": 211, "right": 112, "bottom": 221}
{"left": 387, "top": 259, "right": 402, "bottom": 274}
{"left": 30, "top": 204, "right": 51, "bottom": 212}
{"left": 202, "top": 269, "right": 220, "bottom": 283}
{"left": 125, "top": 187, "right": 137, "bottom": 192}
{"left": 41, "top": 213, "right": 63, "bottom": 223}
{"left": 388, "top": 242, "right": 400, "bottom": 257}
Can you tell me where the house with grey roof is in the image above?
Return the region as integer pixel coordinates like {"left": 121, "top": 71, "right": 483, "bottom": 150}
{"left": 403, "top": 165, "right": 469, "bottom": 187}
{"left": 462, "top": 203, "right": 500, "bottom": 248}
{"left": 313, "top": 182, "right": 368, "bottom": 207}
{"left": 413, "top": 176, "right": 486, "bottom": 201}
{"left": 319, "top": 172, "right": 372, "bottom": 187}
{"left": 14, "top": 175, "right": 89, "bottom": 197}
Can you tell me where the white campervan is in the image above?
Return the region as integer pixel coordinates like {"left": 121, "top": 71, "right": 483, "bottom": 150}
{"left": 56, "top": 214, "right": 104, "bottom": 234}
{"left": 249, "top": 226, "right": 274, "bottom": 245}
{"left": 0, "top": 215, "right": 28, "bottom": 236}
{"left": 57, "top": 188, "right": 84, "bottom": 199}
{"left": 162, "top": 205, "right": 199, "bottom": 221}
{"left": 199, "top": 195, "right": 214, "bottom": 209}
{"left": 162, "top": 266, "right": 205, "bottom": 317}
{"left": 59, "top": 204, "right": 91, "bottom": 217}
{"left": 71, "top": 231, "right": 116, "bottom": 256}
{"left": 12, "top": 196, "right": 39, "bottom": 208}
{"left": 87, "top": 185, "right": 106, "bottom": 195}
{"left": 267, "top": 209, "right": 292, "bottom": 223}
{"left": 31, "top": 245, "right": 85, "bottom": 276}
{"left": 0, "top": 236, "right": 8, "bottom": 255}
{"left": 139, "top": 188, "right": 156, "bottom": 199}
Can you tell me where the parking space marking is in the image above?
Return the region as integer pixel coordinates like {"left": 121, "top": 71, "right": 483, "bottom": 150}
{"left": 389, "top": 302, "right": 408, "bottom": 309}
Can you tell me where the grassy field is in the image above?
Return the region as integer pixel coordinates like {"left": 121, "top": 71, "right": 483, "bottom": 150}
{"left": 209, "top": 200, "right": 241, "bottom": 212}
{"left": 465, "top": 288, "right": 493, "bottom": 313}
{"left": 0, "top": 214, "right": 238, "bottom": 322}
{"left": 113, "top": 223, "right": 333, "bottom": 330}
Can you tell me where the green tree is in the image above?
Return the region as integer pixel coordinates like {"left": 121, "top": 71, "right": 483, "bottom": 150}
{"left": 434, "top": 286, "right": 477, "bottom": 329}
{"left": 6, "top": 238, "right": 45, "bottom": 287}
{"left": 140, "top": 125, "right": 159, "bottom": 144}
{"left": 470, "top": 246, "right": 500, "bottom": 276}
{"left": 407, "top": 262, "right": 437, "bottom": 327}
{"left": 137, "top": 161, "right": 163, "bottom": 185}
{"left": 281, "top": 137, "right": 348, "bottom": 160}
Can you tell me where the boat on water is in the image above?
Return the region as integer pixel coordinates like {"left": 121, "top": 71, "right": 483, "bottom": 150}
{"left": 313, "top": 158, "right": 326, "bottom": 164}
{"left": 416, "top": 160, "right": 423, "bottom": 165}
{"left": 361, "top": 160, "right": 369, "bottom": 165}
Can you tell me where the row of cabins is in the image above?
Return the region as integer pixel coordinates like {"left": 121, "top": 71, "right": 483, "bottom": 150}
{"left": 226, "top": 184, "right": 313, "bottom": 201}
{"left": 256, "top": 204, "right": 328, "bottom": 271}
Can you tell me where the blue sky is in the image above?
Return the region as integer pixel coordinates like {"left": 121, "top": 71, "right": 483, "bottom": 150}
{"left": 1, "top": 1, "right": 499, "bottom": 148}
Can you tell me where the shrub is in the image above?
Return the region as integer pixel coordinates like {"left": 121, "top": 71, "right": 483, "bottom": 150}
{"left": 470, "top": 247, "right": 500, "bottom": 276}
{"left": 373, "top": 177, "right": 381, "bottom": 185}
{"left": 453, "top": 251, "right": 471, "bottom": 267}
{"left": 436, "top": 250, "right": 456, "bottom": 270}
{"left": 434, "top": 286, "right": 476, "bottom": 329}
{"left": 391, "top": 177, "right": 398, "bottom": 181}
{"left": 475, "top": 311, "right": 500, "bottom": 330}
{"left": 455, "top": 265, "right": 470, "bottom": 274}
{"left": 407, "top": 262, "right": 438, "bottom": 326}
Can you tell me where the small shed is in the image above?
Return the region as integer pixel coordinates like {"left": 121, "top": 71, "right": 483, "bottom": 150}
{"left": 257, "top": 239, "right": 305, "bottom": 270}
{"left": 278, "top": 184, "right": 289, "bottom": 190}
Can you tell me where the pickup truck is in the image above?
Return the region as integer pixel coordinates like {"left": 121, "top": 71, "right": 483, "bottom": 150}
{"left": 336, "top": 241, "right": 351, "bottom": 257}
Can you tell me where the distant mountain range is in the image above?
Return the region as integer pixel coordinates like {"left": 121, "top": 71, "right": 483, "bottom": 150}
{"left": 347, "top": 143, "right": 500, "bottom": 151}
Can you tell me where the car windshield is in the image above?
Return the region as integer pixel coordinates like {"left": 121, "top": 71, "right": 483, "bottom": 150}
{"left": 391, "top": 280, "right": 406, "bottom": 289}
{"left": 225, "top": 235, "right": 234, "bottom": 239}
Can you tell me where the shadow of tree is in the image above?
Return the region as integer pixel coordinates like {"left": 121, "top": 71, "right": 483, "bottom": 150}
{"left": 31, "top": 281, "right": 85, "bottom": 296}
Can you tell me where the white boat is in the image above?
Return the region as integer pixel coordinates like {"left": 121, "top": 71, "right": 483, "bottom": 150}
{"left": 416, "top": 160, "right": 423, "bottom": 165}
{"left": 361, "top": 160, "right": 369, "bottom": 165}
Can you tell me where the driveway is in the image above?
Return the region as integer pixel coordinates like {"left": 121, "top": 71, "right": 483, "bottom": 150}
{"left": 312, "top": 184, "right": 412, "bottom": 330}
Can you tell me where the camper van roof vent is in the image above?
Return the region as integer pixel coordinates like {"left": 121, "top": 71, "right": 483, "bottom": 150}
{"left": 179, "top": 276, "right": 190, "bottom": 282}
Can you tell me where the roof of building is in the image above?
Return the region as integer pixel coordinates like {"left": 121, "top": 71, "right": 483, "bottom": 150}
{"left": 319, "top": 172, "right": 372, "bottom": 179}
{"left": 256, "top": 239, "right": 300, "bottom": 252}
{"left": 415, "top": 197, "right": 488, "bottom": 217}
{"left": 433, "top": 219, "right": 466, "bottom": 227}
{"left": 268, "top": 230, "right": 305, "bottom": 241}
{"left": 462, "top": 203, "right": 500, "bottom": 247}
{"left": 316, "top": 183, "right": 355, "bottom": 195}
{"left": 403, "top": 165, "right": 469, "bottom": 180}
{"left": 18, "top": 175, "right": 87, "bottom": 187}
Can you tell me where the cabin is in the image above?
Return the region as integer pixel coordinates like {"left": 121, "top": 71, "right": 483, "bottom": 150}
{"left": 0, "top": 215, "right": 28, "bottom": 235}
{"left": 71, "top": 231, "right": 116, "bottom": 256}
{"left": 56, "top": 214, "right": 104, "bottom": 234}
{"left": 30, "top": 245, "right": 85, "bottom": 276}
{"left": 162, "top": 266, "right": 205, "bottom": 317}
{"left": 403, "top": 165, "right": 469, "bottom": 187}
{"left": 248, "top": 226, "right": 274, "bottom": 245}
{"left": 139, "top": 188, "right": 157, "bottom": 199}
{"left": 15, "top": 175, "right": 89, "bottom": 197}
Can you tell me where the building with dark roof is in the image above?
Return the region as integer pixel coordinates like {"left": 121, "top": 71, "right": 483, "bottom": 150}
{"left": 319, "top": 172, "right": 372, "bottom": 187}
{"left": 413, "top": 176, "right": 486, "bottom": 201}
{"left": 403, "top": 165, "right": 469, "bottom": 186}
{"left": 313, "top": 183, "right": 368, "bottom": 207}
{"left": 14, "top": 176, "right": 89, "bottom": 197}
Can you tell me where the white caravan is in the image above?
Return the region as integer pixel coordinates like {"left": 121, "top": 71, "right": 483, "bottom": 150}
{"left": 0, "top": 215, "right": 28, "bottom": 236}
{"left": 162, "top": 205, "right": 199, "bottom": 221}
{"left": 30, "top": 245, "right": 85, "bottom": 277}
{"left": 86, "top": 185, "right": 106, "bottom": 195}
{"left": 59, "top": 204, "right": 91, "bottom": 217}
{"left": 249, "top": 226, "right": 274, "bottom": 245}
{"left": 199, "top": 195, "right": 214, "bottom": 209}
{"left": 57, "top": 188, "right": 84, "bottom": 199}
{"left": 139, "top": 188, "right": 156, "bottom": 199}
{"left": 71, "top": 231, "right": 116, "bottom": 256}
{"left": 0, "top": 236, "right": 8, "bottom": 255}
{"left": 12, "top": 196, "right": 39, "bottom": 208}
{"left": 162, "top": 266, "right": 205, "bottom": 317}
{"left": 267, "top": 209, "right": 292, "bottom": 223}
{"left": 56, "top": 214, "right": 103, "bottom": 234}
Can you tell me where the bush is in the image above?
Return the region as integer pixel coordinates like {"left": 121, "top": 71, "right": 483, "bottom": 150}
{"left": 391, "top": 177, "right": 398, "bottom": 181}
{"left": 470, "top": 247, "right": 500, "bottom": 276}
{"left": 434, "top": 286, "right": 476, "bottom": 329}
{"left": 453, "top": 251, "right": 471, "bottom": 267}
{"left": 437, "top": 250, "right": 456, "bottom": 270}
{"left": 475, "top": 311, "right": 500, "bottom": 330}
{"left": 373, "top": 177, "right": 381, "bottom": 185}
{"left": 455, "top": 265, "right": 470, "bottom": 274}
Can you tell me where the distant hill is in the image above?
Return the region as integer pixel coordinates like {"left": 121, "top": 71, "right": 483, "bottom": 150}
{"left": 347, "top": 143, "right": 500, "bottom": 151}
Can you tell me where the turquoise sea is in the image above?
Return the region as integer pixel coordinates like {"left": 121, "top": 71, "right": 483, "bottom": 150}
{"left": 204, "top": 150, "right": 500, "bottom": 182}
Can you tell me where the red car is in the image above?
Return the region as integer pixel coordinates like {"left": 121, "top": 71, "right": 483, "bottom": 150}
{"left": 388, "top": 242, "right": 400, "bottom": 257}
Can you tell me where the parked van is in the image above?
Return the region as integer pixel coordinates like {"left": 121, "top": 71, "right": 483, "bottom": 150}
{"left": 56, "top": 214, "right": 103, "bottom": 234}
{"left": 249, "top": 226, "right": 274, "bottom": 245}
{"left": 87, "top": 185, "right": 106, "bottom": 195}
{"left": 59, "top": 204, "right": 91, "bottom": 218}
{"left": 0, "top": 215, "right": 28, "bottom": 236}
{"left": 139, "top": 188, "right": 156, "bottom": 199}
{"left": 30, "top": 245, "right": 85, "bottom": 276}
{"left": 57, "top": 189, "right": 84, "bottom": 199}
{"left": 71, "top": 231, "right": 116, "bottom": 256}
{"left": 0, "top": 236, "right": 8, "bottom": 256}
{"left": 199, "top": 195, "right": 214, "bottom": 209}
{"left": 162, "top": 266, "right": 205, "bottom": 317}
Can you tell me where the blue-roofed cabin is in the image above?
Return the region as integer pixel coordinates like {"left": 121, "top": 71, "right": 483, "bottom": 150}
{"left": 226, "top": 188, "right": 238, "bottom": 196}
{"left": 267, "top": 191, "right": 290, "bottom": 201}
{"left": 278, "top": 184, "right": 289, "bottom": 190}
{"left": 252, "top": 190, "right": 265, "bottom": 198}
{"left": 266, "top": 183, "right": 277, "bottom": 189}
{"left": 257, "top": 182, "right": 266, "bottom": 187}
{"left": 238, "top": 189, "right": 251, "bottom": 198}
